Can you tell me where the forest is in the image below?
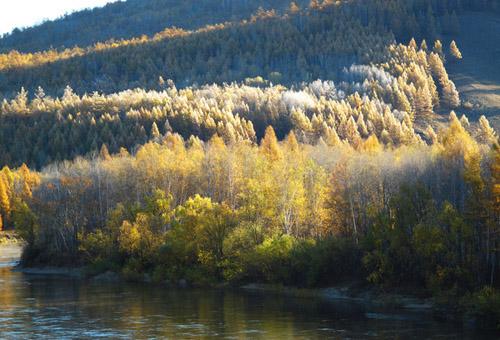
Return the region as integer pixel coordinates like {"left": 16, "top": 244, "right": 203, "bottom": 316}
{"left": 0, "top": 0, "right": 499, "bottom": 329}
{"left": 0, "top": 41, "right": 472, "bottom": 168}
{"left": 0, "top": 0, "right": 498, "bottom": 97}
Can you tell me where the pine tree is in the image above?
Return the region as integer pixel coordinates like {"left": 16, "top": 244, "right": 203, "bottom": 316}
{"left": 447, "top": 11, "right": 460, "bottom": 35}
{"left": 492, "top": 145, "right": 500, "bottom": 219}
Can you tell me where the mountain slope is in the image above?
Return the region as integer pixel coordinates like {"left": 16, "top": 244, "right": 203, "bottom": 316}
{"left": 0, "top": 0, "right": 310, "bottom": 53}
{"left": 0, "top": 0, "right": 498, "bottom": 98}
{"left": 0, "top": 5, "right": 391, "bottom": 97}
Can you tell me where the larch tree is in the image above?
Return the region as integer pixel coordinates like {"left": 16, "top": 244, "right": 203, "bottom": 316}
{"left": 415, "top": 84, "right": 434, "bottom": 116}
{"left": 478, "top": 115, "right": 498, "bottom": 145}
{"left": 260, "top": 126, "right": 283, "bottom": 162}
{"left": 420, "top": 39, "right": 428, "bottom": 51}
{"left": 409, "top": 38, "right": 417, "bottom": 50}
{"left": 442, "top": 81, "right": 461, "bottom": 108}
{"left": 309, "top": 0, "right": 320, "bottom": 10}
{"left": 150, "top": 122, "right": 161, "bottom": 142}
{"left": 433, "top": 40, "right": 444, "bottom": 61}
{"left": 449, "top": 40, "right": 463, "bottom": 61}
{"left": 99, "top": 144, "right": 112, "bottom": 161}
{"left": 288, "top": 1, "right": 300, "bottom": 14}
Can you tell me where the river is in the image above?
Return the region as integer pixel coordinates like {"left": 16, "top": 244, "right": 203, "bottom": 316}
{"left": 0, "top": 243, "right": 496, "bottom": 339}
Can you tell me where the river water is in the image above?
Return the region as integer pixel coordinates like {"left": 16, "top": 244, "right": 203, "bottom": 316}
{"left": 0, "top": 244, "right": 496, "bottom": 339}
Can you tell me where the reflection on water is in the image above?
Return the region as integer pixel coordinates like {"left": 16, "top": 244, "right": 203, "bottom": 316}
{"left": 0, "top": 245, "right": 496, "bottom": 339}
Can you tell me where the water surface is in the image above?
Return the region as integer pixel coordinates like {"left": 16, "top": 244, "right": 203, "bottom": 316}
{"left": 0, "top": 244, "right": 495, "bottom": 339}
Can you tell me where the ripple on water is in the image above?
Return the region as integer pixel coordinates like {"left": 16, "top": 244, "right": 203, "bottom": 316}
{"left": 0, "top": 261, "right": 19, "bottom": 268}
{"left": 239, "top": 329, "right": 266, "bottom": 334}
{"left": 365, "top": 312, "right": 417, "bottom": 321}
{"left": 175, "top": 322, "right": 207, "bottom": 329}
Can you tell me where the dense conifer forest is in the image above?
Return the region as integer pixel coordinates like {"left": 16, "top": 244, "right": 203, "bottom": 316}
{"left": 0, "top": 0, "right": 499, "bottom": 328}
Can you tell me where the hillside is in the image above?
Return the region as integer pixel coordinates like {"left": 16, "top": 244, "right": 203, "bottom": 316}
{"left": 0, "top": 0, "right": 488, "bottom": 99}
{"left": 0, "top": 5, "right": 390, "bottom": 97}
{"left": 0, "top": 0, "right": 310, "bottom": 53}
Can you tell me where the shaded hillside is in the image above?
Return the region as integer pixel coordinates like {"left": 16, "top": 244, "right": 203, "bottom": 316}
{"left": 0, "top": 0, "right": 310, "bottom": 53}
{"left": 0, "top": 4, "right": 392, "bottom": 97}
{"left": 0, "top": 0, "right": 485, "bottom": 98}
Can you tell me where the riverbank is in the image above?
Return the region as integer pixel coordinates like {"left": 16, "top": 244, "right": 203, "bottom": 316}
{"left": 10, "top": 263, "right": 497, "bottom": 330}
{"left": 12, "top": 264, "right": 432, "bottom": 307}
{"left": 1, "top": 270, "right": 490, "bottom": 339}
{"left": 12, "top": 266, "right": 84, "bottom": 278}
{"left": 12, "top": 265, "right": 447, "bottom": 314}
